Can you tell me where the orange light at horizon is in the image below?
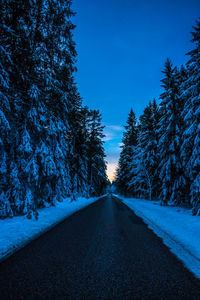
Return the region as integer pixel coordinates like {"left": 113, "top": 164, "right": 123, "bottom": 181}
{"left": 107, "top": 163, "right": 117, "bottom": 183}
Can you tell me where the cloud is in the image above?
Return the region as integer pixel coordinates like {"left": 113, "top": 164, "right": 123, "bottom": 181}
{"left": 103, "top": 124, "right": 123, "bottom": 142}
{"left": 103, "top": 131, "right": 114, "bottom": 142}
{"left": 106, "top": 125, "right": 123, "bottom": 131}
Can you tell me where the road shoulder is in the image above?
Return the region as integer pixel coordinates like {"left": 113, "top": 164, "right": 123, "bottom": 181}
{"left": 0, "top": 195, "right": 106, "bottom": 263}
{"left": 114, "top": 195, "right": 200, "bottom": 279}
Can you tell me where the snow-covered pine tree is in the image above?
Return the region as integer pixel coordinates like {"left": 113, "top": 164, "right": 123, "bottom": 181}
{"left": 129, "top": 100, "right": 161, "bottom": 200}
{"left": 42, "top": 0, "right": 79, "bottom": 203}
{"left": 14, "top": 0, "right": 78, "bottom": 210}
{"left": 0, "top": 0, "right": 13, "bottom": 217}
{"left": 0, "top": 0, "right": 36, "bottom": 216}
{"left": 87, "top": 110, "right": 107, "bottom": 196}
{"left": 77, "top": 106, "right": 91, "bottom": 196}
{"left": 66, "top": 87, "right": 90, "bottom": 200}
{"left": 181, "top": 20, "right": 200, "bottom": 215}
{"left": 158, "top": 59, "right": 185, "bottom": 206}
{"left": 151, "top": 99, "right": 162, "bottom": 197}
{"left": 0, "top": 30, "right": 12, "bottom": 216}
{"left": 116, "top": 109, "right": 138, "bottom": 196}
{"left": 0, "top": 102, "right": 10, "bottom": 216}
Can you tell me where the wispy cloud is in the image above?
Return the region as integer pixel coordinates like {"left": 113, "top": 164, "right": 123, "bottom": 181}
{"left": 106, "top": 125, "right": 123, "bottom": 131}
{"left": 103, "top": 132, "right": 114, "bottom": 142}
{"left": 103, "top": 124, "right": 123, "bottom": 142}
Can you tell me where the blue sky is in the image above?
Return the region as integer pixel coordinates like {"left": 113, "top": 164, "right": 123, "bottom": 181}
{"left": 72, "top": 0, "right": 200, "bottom": 181}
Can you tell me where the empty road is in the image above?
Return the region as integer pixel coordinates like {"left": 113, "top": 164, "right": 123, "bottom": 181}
{"left": 0, "top": 195, "right": 200, "bottom": 299}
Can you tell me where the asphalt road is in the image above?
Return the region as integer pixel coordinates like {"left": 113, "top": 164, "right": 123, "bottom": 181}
{"left": 0, "top": 195, "right": 200, "bottom": 300}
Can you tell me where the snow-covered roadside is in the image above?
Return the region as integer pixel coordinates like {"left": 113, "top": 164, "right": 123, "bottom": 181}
{"left": 117, "top": 196, "right": 200, "bottom": 279}
{"left": 0, "top": 195, "right": 105, "bottom": 262}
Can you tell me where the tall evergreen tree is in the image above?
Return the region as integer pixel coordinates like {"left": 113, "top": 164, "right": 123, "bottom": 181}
{"left": 129, "top": 100, "right": 161, "bottom": 200}
{"left": 67, "top": 91, "right": 89, "bottom": 200}
{"left": 116, "top": 109, "right": 138, "bottom": 195}
{"left": 0, "top": 4, "right": 11, "bottom": 214}
{"left": 181, "top": 20, "right": 200, "bottom": 214}
{"left": 158, "top": 59, "right": 185, "bottom": 205}
{"left": 87, "top": 110, "right": 107, "bottom": 196}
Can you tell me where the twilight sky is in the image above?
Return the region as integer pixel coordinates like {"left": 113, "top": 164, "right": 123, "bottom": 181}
{"left": 72, "top": 0, "right": 200, "bottom": 182}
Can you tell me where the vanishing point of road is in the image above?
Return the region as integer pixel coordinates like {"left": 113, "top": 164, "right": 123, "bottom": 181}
{"left": 0, "top": 195, "right": 200, "bottom": 299}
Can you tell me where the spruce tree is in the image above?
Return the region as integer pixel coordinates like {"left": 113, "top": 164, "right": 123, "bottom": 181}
{"left": 87, "top": 110, "right": 107, "bottom": 196}
{"left": 116, "top": 109, "right": 138, "bottom": 195}
{"left": 181, "top": 20, "right": 200, "bottom": 214}
{"left": 130, "top": 100, "right": 160, "bottom": 200}
{"left": 158, "top": 59, "right": 185, "bottom": 205}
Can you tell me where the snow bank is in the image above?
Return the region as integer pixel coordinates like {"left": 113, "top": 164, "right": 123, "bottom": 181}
{"left": 118, "top": 196, "right": 200, "bottom": 279}
{"left": 0, "top": 196, "right": 105, "bottom": 262}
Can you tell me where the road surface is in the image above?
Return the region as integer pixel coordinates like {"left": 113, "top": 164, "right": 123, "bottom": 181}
{"left": 0, "top": 195, "right": 200, "bottom": 299}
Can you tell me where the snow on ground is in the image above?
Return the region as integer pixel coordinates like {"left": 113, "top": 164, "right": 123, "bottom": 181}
{"left": 0, "top": 196, "right": 105, "bottom": 262}
{"left": 117, "top": 196, "right": 200, "bottom": 279}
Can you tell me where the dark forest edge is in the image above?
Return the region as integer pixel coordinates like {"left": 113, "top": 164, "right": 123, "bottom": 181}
{"left": 0, "top": 1, "right": 107, "bottom": 219}
{"left": 114, "top": 19, "right": 200, "bottom": 216}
